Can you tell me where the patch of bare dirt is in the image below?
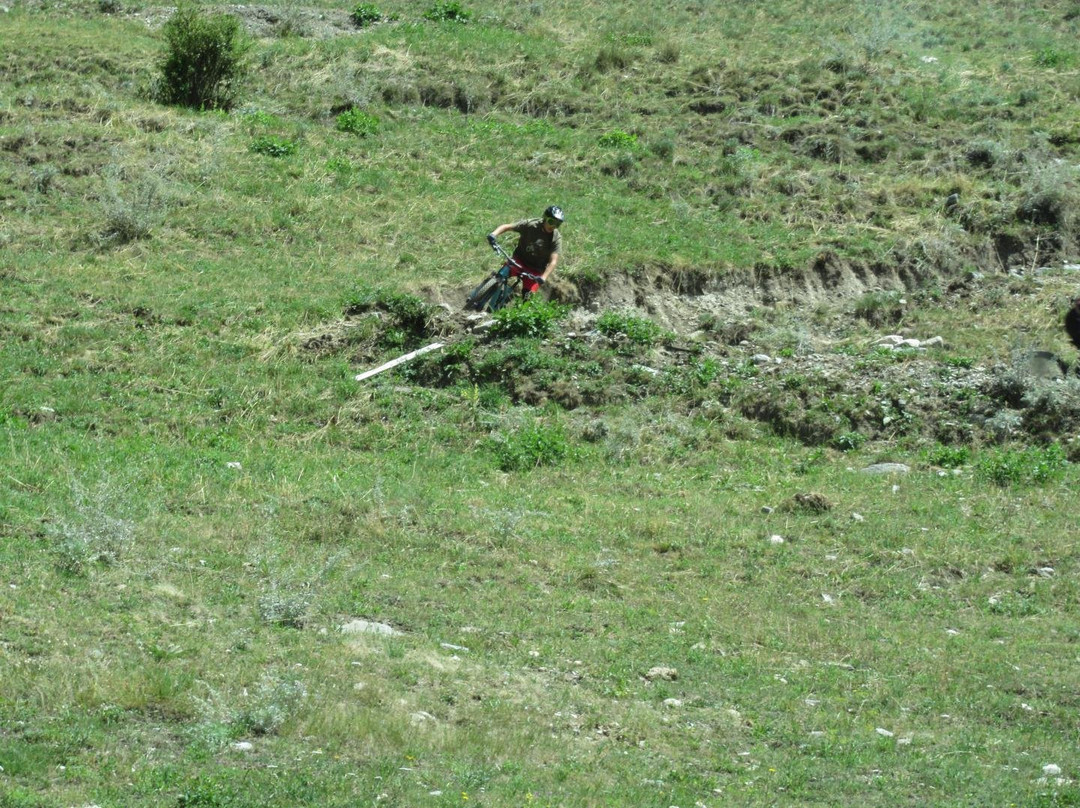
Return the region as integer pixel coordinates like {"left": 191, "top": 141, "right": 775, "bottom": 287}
{"left": 128, "top": 5, "right": 361, "bottom": 39}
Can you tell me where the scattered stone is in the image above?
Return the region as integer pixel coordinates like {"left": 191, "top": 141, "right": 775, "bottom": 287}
{"left": 340, "top": 619, "right": 402, "bottom": 637}
{"left": 411, "top": 711, "right": 437, "bottom": 725}
{"left": 440, "top": 642, "right": 469, "bottom": 652}
{"left": 1064, "top": 263, "right": 1080, "bottom": 272}
{"left": 662, "top": 698, "right": 683, "bottom": 708}
{"left": 761, "top": 505, "right": 774, "bottom": 514}
{"left": 877, "top": 335, "right": 904, "bottom": 345}
{"left": 923, "top": 336, "right": 945, "bottom": 348}
{"left": 226, "top": 461, "right": 242, "bottom": 470}
{"left": 821, "top": 593, "right": 835, "bottom": 604}
{"left": 231, "top": 741, "right": 254, "bottom": 752}
{"left": 1044, "top": 764, "right": 1062, "bottom": 776}
{"left": 897, "top": 737, "right": 913, "bottom": 746}
{"left": 769, "top": 534, "right": 785, "bottom": 545}
{"left": 645, "top": 666, "right": 678, "bottom": 682}
{"left": 1036, "top": 567, "right": 1055, "bottom": 578}
{"left": 875, "top": 727, "right": 894, "bottom": 737}
{"left": 752, "top": 353, "right": 772, "bottom": 364}
{"left": 860, "top": 463, "right": 910, "bottom": 474}
{"left": 851, "top": 512, "right": 865, "bottom": 522}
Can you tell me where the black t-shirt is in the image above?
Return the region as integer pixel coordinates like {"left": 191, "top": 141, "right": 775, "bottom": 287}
{"left": 511, "top": 218, "right": 561, "bottom": 269}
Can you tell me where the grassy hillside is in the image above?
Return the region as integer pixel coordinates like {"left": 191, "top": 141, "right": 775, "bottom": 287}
{"left": 2, "top": 1, "right": 1080, "bottom": 806}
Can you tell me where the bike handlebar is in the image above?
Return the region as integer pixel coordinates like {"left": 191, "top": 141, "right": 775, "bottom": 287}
{"left": 490, "top": 241, "right": 544, "bottom": 284}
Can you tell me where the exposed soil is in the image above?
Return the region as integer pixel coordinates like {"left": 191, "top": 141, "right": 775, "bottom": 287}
{"left": 284, "top": 255, "right": 1076, "bottom": 458}
{"left": 127, "top": 5, "right": 361, "bottom": 39}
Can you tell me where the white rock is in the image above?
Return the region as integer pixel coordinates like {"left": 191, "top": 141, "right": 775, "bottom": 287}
{"left": 645, "top": 666, "right": 678, "bottom": 681}
{"left": 875, "top": 727, "right": 894, "bottom": 737}
{"left": 226, "top": 461, "right": 243, "bottom": 470}
{"left": 851, "top": 513, "right": 865, "bottom": 522}
{"left": 899, "top": 338, "right": 922, "bottom": 349}
{"left": 411, "top": 711, "right": 437, "bottom": 725}
{"left": 340, "top": 619, "right": 402, "bottom": 636}
{"left": 231, "top": 741, "right": 254, "bottom": 752}
{"left": 923, "top": 336, "right": 945, "bottom": 347}
{"left": 821, "top": 593, "right": 835, "bottom": 604}
{"left": 440, "top": 642, "right": 469, "bottom": 652}
{"left": 752, "top": 354, "right": 772, "bottom": 364}
{"left": 769, "top": 534, "right": 785, "bottom": 545}
{"left": 897, "top": 737, "right": 913, "bottom": 745}
{"left": 662, "top": 698, "right": 683, "bottom": 708}
{"left": 877, "top": 335, "right": 904, "bottom": 345}
{"left": 1043, "top": 764, "right": 1062, "bottom": 776}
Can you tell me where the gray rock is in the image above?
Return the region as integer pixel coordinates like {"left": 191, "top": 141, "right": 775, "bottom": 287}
{"left": 860, "top": 463, "right": 910, "bottom": 475}
{"left": 645, "top": 666, "right": 678, "bottom": 681}
{"left": 340, "top": 619, "right": 402, "bottom": 637}
{"left": 752, "top": 354, "right": 772, "bottom": 364}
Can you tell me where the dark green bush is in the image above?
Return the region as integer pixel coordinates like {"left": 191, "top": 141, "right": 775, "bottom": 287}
{"left": 977, "top": 444, "right": 1067, "bottom": 486}
{"left": 157, "top": 5, "right": 249, "bottom": 111}
{"left": 496, "top": 422, "right": 574, "bottom": 471}
{"left": 249, "top": 135, "right": 297, "bottom": 157}
{"left": 351, "top": 3, "right": 384, "bottom": 27}
{"left": 336, "top": 108, "right": 379, "bottom": 136}
{"left": 489, "top": 299, "right": 568, "bottom": 339}
{"left": 597, "top": 310, "right": 663, "bottom": 346}
{"left": 423, "top": 1, "right": 471, "bottom": 22}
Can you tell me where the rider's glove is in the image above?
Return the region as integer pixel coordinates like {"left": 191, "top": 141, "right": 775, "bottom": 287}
{"left": 536, "top": 276, "right": 546, "bottom": 285}
{"left": 487, "top": 233, "right": 497, "bottom": 248}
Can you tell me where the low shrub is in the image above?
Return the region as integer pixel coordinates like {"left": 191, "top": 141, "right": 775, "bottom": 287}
{"left": 249, "top": 135, "right": 298, "bottom": 157}
{"left": 495, "top": 421, "right": 574, "bottom": 471}
{"left": 598, "top": 130, "right": 638, "bottom": 149}
{"left": 350, "top": 3, "right": 383, "bottom": 27}
{"left": 976, "top": 443, "right": 1067, "bottom": 486}
{"left": 489, "top": 299, "right": 568, "bottom": 339}
{"left": 597, "top": 310, "right": 663, "bottom": 347}
{"left": 423, "top": 1, "right": 470, "bottom": 22}
{"left": 336, "top": 108, "right": 379, "bottom": 136}
{"left": 926, "top": 443, "right": 970, "bottom": 468}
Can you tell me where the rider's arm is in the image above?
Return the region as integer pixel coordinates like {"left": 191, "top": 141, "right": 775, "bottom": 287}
{"left": 488, "top": 223, "right": 518, "bottom": 241}
{"left": 540, "top": 252, "right": 558, "bottom": 283}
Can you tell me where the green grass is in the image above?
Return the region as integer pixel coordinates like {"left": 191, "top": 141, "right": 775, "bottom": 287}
{"left": 2, "top": 1, "right": 1080, "bottom": 805}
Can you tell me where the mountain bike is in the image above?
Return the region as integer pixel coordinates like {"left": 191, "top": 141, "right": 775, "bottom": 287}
{"left": 465, "top": 242, "right": 544, "bottom": 313}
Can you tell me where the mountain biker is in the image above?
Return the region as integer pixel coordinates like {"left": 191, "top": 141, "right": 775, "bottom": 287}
{"left": 486, "top": 205, "right": 564, "bottom": 298}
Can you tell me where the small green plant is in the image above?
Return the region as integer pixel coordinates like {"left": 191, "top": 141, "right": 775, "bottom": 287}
{"left": 831, "top": 431, "right": 866, "bottom": 451}
{"left": 241, "top": 109, "right": 278, "bottom": 130}
{"left": 336, "top": 108, "right": 379, "bottom": 136}
{"left": 249, "top": 135, "right": 298, "bottom": 157}
{"left": 597, "top": 309, "right": 663, "bottom": 346}
{"left": 423, "top": 1, "right": 471, "bottom": 22}
{"left": 496, "top": 422, "right": 574, "bottom": 471}
{"left": 156, "top": 4, "right": 249, "bottom": 110}
{"left": 598, "top": 130, "right": 638, "bottom": 149}
{"left": 350, "top": 3, "right": 384, "bottom": 27}
{"left": 489, "top": 298, "right": 568, "bottom": 339}
{"left": 853, "top": 290, "right": 904, "bottom": 327}
{"left": 1034, "top": 46, "right": 1068, "bottom": 68}
{"left": 926, "top": 443, "right": 970, "bottom": 468}
{"left": 977, "top": 443, "right": 1067, "bottom": 486}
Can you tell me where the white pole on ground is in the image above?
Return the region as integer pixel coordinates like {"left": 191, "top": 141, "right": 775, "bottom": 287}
{"left": 354, "top": 342, "right": 446, "bottom": 382}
